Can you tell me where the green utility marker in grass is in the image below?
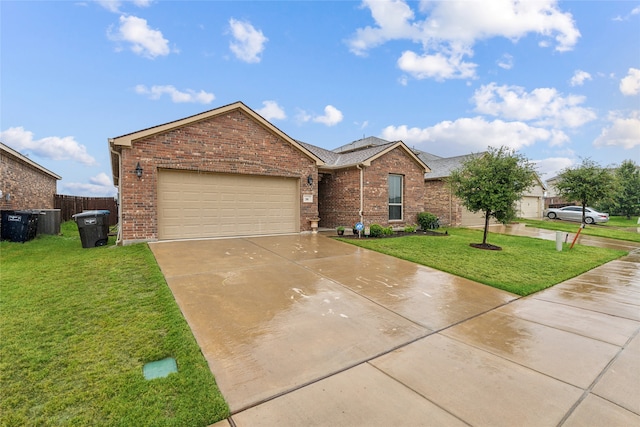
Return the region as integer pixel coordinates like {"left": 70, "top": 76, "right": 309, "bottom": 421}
{"left": 143, "top": 357, "right": 178, "bottom": 380}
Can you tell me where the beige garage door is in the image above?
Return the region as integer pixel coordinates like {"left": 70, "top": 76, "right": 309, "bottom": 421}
{"left": 460, "top": 208, "right": 486, "bottom": 227}
{"left": 158, "top": 170, "right": 299, "bottom": 240}
{"left": 517, "top": 196, "right": 541, "bottom": 219}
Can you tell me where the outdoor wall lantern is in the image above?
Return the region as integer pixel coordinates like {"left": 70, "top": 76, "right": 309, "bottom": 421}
{"left": 307, "top": 175, "right": 313, "bottom": 186}
{"left": 135, "top": 162, "right": 143, "bottom": 179}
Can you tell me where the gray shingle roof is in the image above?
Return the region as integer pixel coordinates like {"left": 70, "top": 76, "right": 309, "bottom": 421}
{"left": 423, "top": 153, "right": 485, "bottom": 180}
{"left": 332, "top": 136, "right": 395, "bottom": 154}
{"left": 298, "top": 140, "right": 401, "bottom": 168}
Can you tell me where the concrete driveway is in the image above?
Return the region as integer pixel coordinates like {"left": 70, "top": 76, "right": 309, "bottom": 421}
{"left": 149, "top": 234, "right": 640, "bottom": 426}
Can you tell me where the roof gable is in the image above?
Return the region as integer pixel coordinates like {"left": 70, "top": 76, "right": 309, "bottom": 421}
{"left": 109, "top": 101, "right": 323, "bottom": 160}
{"left": 109, "top": 102, "right": 324, "bottom": 186}
{"left": 0, "top": 142, "right": 62, "bottom": 180}
{"left": 300, "top": 140, "right": 429, "bottom": 172}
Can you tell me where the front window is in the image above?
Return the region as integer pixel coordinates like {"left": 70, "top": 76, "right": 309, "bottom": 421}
{"left": 388, "top": 174, "right": 403, "bottom": 221}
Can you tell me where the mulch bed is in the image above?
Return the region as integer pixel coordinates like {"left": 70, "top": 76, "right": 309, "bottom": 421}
{"left": 470, "top": 243, "right": 502, "bottom": 251}
{"left": 335, "top": 230, "right": 448, "bottom": 239}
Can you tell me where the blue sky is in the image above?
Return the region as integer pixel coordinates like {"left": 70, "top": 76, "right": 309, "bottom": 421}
{"left": 2, "top": 0, "right": 639, "bottom": 197}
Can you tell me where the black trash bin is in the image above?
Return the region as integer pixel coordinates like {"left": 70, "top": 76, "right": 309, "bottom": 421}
{"left": 1, "top": 210, "right": 39, "bottom": 243}
{"left": 73, "top": 210, "right": 110, "bottom": 248}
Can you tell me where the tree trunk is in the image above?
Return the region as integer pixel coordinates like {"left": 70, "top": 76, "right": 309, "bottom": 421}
{"left": 482, "top": 211, "right": 490, "bottom": 245}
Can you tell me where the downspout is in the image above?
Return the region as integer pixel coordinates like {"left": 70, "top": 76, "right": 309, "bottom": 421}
{"left": 109, "top": 140, "right": 123, "bottom": 246}
{"left": 356, "top": 164, "right": 364, "bottom": 224}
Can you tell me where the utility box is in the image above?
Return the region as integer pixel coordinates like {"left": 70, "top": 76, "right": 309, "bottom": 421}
{"left": 1, "top": 210, "right": 39, "bottom": 243}
{"left": 73, "top": 210, "right": 110, "bottom": 248}
{"left": 30, "top": 209, "right": 61, "bottom": 235}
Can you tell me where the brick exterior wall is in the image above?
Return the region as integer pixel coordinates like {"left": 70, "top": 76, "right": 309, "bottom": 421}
{"left": 318, "top": 167, "right": 361, "bottom": 228}
{"left": 423, "top": 180, "right": 463, "bottom": 226}
{"left": 0, "top": 150, "right": 57, "bottom": 211}
{"left": 318, "top": 147, "right": 425, "bottom": 229}
{"left": 116, "top": 109, "right": 318, "bottom": 243}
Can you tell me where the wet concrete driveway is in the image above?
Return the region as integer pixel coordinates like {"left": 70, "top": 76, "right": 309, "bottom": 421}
{"left": 149, "top": 234, "right": 640, "bottom": 426}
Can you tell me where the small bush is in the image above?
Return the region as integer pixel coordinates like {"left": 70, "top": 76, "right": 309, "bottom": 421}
{"left": 417, "top": 212, "right": 439, "bottom": 230}
{"left": 382, "top": 226, "right": 394, "bottom": 236}
{"left": 369, "top": 224, "right": 384, "bottom": 237}
{"left": 404, "top": 224, "right": 417, "bottom": 233}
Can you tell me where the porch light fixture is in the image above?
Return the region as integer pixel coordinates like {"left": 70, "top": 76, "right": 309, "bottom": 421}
{"left": 307, "top": 175, "right": 313, "bottom": 186}
{"left": 135, "top": 162, "right": 143, "bottom": 179}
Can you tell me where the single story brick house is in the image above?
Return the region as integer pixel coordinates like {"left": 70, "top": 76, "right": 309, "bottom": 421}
{"left": 419, "top": 152, "right": 546, "bottom": 226}
{"left": 109, "top": 101, "right": 545, "bottom": 244}
{"left": 0, "top": 141, "right": 61, "bottom": 211}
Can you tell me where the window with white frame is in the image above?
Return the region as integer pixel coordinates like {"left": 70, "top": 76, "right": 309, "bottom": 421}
{"left": 388, "top": 174, "right": 403, "bottom": 221}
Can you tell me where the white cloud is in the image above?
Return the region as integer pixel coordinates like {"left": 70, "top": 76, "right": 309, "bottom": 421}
{"left": 593, "top": 111, "right": 640, "bottom": 149}
{"left": 312, "top": 105, "right": 344, "bottom": 126}
{"left": 382, "top": 117, "right": 559, "bottom": 154}
{"left": 135, "top": 84, "right": 214, "bottom": 104}
{"left": 228, "top": 19, "right": 268, "bottom": 63}
{"left": 97, "top": 0, "right": 152, "bottom": 13}
{"left": 256, "top": 100, "right": 286, "bottom": 120}
{"left": 61, "top": 173, "right": 117, "bottom": 197}
{"left": 108, "top": 15, "right": 170, "bottom": 59}
{"left": 613, "top": 5, "right": 640, "bottom": 21}
{"left": 348, "top": 0, "right": 580, "bottom": 81}
{"left": 0, "top": 127, "right": 96, "bottom": 166}
{"left": 620, "top": 68, "right": 640, "bottom": 96}
{"left": 533, "top": 157, "right": 575, "bottom": 181}
{"left": 472, "top": 83, "right": 596, "bottom": 128}
{"left": 497, "top": 53, "right": 514, "bottom": 70}
{"left": 570, "top": 70, "right": 592, "bottom": 86}
{"left": 397, "top": 47, "right": 477, "bottom": 81}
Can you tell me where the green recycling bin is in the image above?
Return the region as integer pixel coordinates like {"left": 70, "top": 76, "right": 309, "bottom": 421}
{"left": 73, "top": 210, "right": 110, "bottom": 248}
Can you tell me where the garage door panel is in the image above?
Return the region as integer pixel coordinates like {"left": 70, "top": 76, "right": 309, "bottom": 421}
{"left": 158, "top": 170, "right": 299, "bottom": 240}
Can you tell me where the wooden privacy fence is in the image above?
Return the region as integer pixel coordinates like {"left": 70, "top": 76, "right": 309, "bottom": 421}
{"left": 54, "top": 195, "right": 118, "bottom": 226}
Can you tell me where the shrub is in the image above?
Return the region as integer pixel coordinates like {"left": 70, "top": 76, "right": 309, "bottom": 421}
{"left": 404, "top": 224, "right": 416, "bottom": 233}
{"left": 417, "top": 212, "right": 439, "bottom": 230}
{"left": 369, "top": 224, "right": 384, "bottom": 237}
{"left": 382, "top": 226, "right": 394, "bottom": 236}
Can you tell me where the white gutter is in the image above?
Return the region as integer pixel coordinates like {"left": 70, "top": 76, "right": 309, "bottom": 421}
{"left": 109, "top": 140, "right": 123, "bottom": 245}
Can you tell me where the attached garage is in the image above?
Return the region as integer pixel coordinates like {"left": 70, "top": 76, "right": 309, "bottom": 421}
{"left": 109, "top": 101, "right": 323, "bottom": 245}
{"left": 157, "top": 170, "right": 299, "bottom": 240}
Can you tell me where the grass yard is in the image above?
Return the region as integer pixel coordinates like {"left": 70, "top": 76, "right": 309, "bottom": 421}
{"left": 0, "top": 222, "right": 228, "bottom": 426}
{"left": 339, "top": 228, "right": 627, "bottom": 296}
{"left": 603, "top": 216, "right": 639, "bottom": 228}
{"left": 519, "top": 217, "right": 640, "bottom": 243}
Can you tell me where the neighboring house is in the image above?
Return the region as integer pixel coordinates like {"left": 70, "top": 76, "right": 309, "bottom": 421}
{"left": 422, "top": 152, "right": 546, "bottom": 226}
{"left": 0, "top": 142, "right": 61, "bottom": 211}
{"left": 108, "top": 102, "right": 543, "bottom": 244}
{"left": 544, "top": 175, "right": 570, "bottom": 208}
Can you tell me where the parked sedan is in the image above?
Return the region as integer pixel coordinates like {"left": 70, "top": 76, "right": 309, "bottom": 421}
{"left": 545, "top": 206, "right": 609, "bottom": 224}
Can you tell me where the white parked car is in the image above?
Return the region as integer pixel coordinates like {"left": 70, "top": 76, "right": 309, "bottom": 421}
{"left": 545, "top": 206, "right": 609, "bottom": 224}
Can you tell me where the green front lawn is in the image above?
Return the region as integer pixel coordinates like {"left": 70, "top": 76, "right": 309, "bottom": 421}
{"left": 339, "top": 228, "right": 627, "bottom": 296}
{"left": 604, "top": 216, "right": 639, "bottom": 228}
{"left": 0, "top": 222, "right": 228, "bottom": 426}
{"left": 519, "top": 218, "right": 640, "bottom": 243}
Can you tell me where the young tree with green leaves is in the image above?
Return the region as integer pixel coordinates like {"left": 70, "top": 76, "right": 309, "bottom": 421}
{"left": 448, "top": 146, "right": 537, "bottom": 249}
{"left": 555, "top": 158, "right": 615, "bottom": 224}
{"left": 613, "top": 160, "right": 640, "bottom": 219}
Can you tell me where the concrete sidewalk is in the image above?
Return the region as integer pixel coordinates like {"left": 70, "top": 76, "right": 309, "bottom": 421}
{"left": 150, "top": 234, "right": 639, "bottom": 427}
